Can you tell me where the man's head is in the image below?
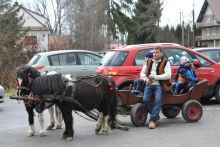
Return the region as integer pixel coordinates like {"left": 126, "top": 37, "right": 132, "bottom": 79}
{"left": 153, "top": 47, "right": 163, "bottom": 61}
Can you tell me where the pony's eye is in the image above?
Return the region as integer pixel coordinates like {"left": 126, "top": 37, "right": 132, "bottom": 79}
{"left": 16, "top": 79, "right": 19, "bottom": 87}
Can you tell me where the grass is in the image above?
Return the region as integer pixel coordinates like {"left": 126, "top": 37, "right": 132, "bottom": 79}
{"left": 5, "top": 89, "right": 16, "bottom": 97}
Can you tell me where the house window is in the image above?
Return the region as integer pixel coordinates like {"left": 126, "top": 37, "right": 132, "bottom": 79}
{"left": 205, "top": 27, "right": 217, "bottom": 36}
{"left": 24, "top": 36, "right": 37, "bottom": 45}
{"left": 205, "top": 28, "right": 209, "bottom": 35}
{"left": 43, "top": 34, "right": 45, "bottom": 38}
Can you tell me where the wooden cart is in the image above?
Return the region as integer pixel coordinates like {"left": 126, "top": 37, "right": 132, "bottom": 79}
{"left": 116, "top": 79, "right": 208, "bottom": 126}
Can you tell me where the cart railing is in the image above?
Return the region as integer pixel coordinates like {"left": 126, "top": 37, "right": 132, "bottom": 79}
{"left": 117, "top": 79, "right": 208, "bottom": 106}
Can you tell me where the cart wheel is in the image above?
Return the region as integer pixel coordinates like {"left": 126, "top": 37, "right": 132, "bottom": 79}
{"left": 130, "top": 103, "right": 147, "bottom": 127}
{"left": 182, "top": 100, "right": 203, "bottom": 122}
{"left": 162, "top": 107, "right": 180, "bottom": 118}
{"left": 214, "top": 83, "right": 220, "bottom": 103}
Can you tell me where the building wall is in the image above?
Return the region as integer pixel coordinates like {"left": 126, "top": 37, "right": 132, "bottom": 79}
{"left": 18, "top": 9, "right": 43, "bottom": 28}
{"left": 17, "top": 7, "right": 49, "bottom": 51}
{"left": 25, "top": 31, "right": 48, "bottom": 51}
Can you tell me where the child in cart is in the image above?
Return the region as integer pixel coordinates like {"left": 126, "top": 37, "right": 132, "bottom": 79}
{"left": 132, "top": 51, "right": 153, "bottom": 95}
{"left": 172, "top": 56, "right": 198, "bottom": 95}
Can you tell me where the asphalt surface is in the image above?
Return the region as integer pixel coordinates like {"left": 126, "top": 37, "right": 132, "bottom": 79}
{"left": 1, "top": 97, "right": 220, "bottom": 147}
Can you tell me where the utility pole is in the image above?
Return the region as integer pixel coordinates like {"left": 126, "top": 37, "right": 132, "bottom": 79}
{"left": 192, "top": 4, "right": 195, "bottom": 48}
{"left": 181, "top": 11, "right": 184, "bottom": 46}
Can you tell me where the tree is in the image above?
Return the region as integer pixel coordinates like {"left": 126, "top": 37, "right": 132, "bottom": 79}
{"left": 108, "top": 0, "right": 133, "bottom": 38}
{"left": 0, "top": 1, "right": 24, "bottom": 51}
{"left": 30, "top": 0, "right": 69, "bottom": 35}
{"left": 0, "top": 1, "right": 32, "bottom": 88}
{"left": 127, "top": 0, "right": 162, "bottom": 44}
{"left": 67, "top": 0, "right": 107, "bottom": 51}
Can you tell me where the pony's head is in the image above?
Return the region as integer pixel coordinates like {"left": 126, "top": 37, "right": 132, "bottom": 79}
{"left": 16, "top": 65, "right": 41, "bottom": 96}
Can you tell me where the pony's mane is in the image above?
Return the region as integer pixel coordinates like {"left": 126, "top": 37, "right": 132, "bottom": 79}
{"left": 17, "top": 65, "right": 41, "bottom": 79}
{"left": 31, "top": 74, "right": 66, "bottom": 95}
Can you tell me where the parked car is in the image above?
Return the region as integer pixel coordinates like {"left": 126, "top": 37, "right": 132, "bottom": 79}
{"left": 194, "top": 47, "right": 220, "bottom": 63}
{"left": 0, "top": 85, "right": 4, "bottom": 103}
{"left": 96, "top": 43, "right": 220, "bottom": 102}
{"left": 28, "top": 50, "right": 103, "bottom": 77}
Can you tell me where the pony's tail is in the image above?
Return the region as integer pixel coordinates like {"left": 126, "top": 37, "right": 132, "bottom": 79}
{"left": 109, "top": 80, "right": 117, "bottom": 129}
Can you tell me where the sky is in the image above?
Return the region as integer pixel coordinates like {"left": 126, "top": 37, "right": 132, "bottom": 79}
{"left": 16, "top": 0, "right": 205, "bottom": 27}
{"left": 160, "top": 0, "right": 205, "bottom": 27}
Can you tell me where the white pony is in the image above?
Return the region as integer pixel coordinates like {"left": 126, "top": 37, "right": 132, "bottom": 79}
{"left": 43, "top": 71, "right": 63, "bottom": 130}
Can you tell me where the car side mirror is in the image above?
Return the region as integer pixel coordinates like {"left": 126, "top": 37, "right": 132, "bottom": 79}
{"left": 193, "top": 59, "right": 200, "bottom": 67}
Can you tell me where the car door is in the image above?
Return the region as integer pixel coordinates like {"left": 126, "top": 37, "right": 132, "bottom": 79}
{"left": 48, "top": 53, "right": 82, "bottom": 77}
{"left": 191, "top": 54, "right": 215, "bottom": 84}
{"left": 161, "top": 48, "right": 192, "bottom": 81}
{"left": 163, "top": 48, "right": 215, "bottom": 83}
{"left": 77, "top": 52, "right": 102, "bottom": 76}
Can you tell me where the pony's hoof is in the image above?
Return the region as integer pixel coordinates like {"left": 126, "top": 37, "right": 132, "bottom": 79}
{"left": 99, "top": 130, "right": 108, "bottom": 135}
{"left": 62, "top": 134, "right": 67, "bottom": 139}
{"left": 95, "top": 128, "right": 101, "bottom": 135}
{"left": 97, "top": 128, "right": 108, "bottom": 135}
{"left": 39, "top": 131, "right": 46, "bottom": 137}
{"left": 27, "top": 131, "right": 34, "bottom": 137}
{"left": 56, "top": 125, "right": 62, "bottom": 129}
{"left": 66, "top": 137, "right": 73, "bottom": 141}
{"left": 47, "top": 123, "right": 55, "bottom": 130}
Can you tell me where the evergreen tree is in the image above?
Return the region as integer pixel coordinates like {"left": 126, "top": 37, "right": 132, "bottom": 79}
{"left": 127, "top": 0, "right": 162, "bottom": 44}
{"left": 175, "top": 24, "right": 182, "bottom": 44}
{"left": 0, "top": 1, "right": 29, "bottom": 89}
{"left": 108, "top": 0, "right": 133, "bottom": 40}
{"left": 0, "top": 1, "right": 24, "bottom": 51}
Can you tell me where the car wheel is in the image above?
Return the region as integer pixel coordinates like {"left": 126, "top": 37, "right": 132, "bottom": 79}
{"left": 162, "top": 107, "right": 180, "bottom": 118}
{"left": 130, "top": 103, "right": 147, "bottom": 127}
{"left": 182, "top": 100, "right": 203, "bottom": 123}
{"left": 215, "top": 83, "right": 220, "bottom": 103}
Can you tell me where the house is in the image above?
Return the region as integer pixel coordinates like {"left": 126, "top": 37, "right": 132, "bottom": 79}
{"left": 15, "top": 3, "right": 49, "bottom": 51}
{"left": 196, "top": 0, "right": 220, "bottom": 47}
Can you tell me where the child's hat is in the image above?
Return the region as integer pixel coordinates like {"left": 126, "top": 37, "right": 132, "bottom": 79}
{"left": 180, "top": 56, "right": 190, "bottom": 65}
{"left": 145, "top": 51, "right": 153, "bottom": 58}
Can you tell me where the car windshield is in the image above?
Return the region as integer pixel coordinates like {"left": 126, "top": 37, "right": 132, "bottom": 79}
{"left": 101, "top": 51, "right": 128, "bottom": 66}
{"left": 28, "top": 55, "right": 41, "bottom": 65}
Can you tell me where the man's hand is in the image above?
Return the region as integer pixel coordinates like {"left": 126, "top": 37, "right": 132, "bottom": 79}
{"left": 148, "top": 75, "right": 155, "bottom": 81}
{"left": 146, "top": 78, "right": 153, "bottom": 85}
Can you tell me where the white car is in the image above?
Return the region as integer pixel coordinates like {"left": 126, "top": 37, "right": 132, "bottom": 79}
{"left": 28, "top": 50, "right": 103, "bottom": 77}
{"left": 0, "top": 85, "right": 4, "bottom": 103}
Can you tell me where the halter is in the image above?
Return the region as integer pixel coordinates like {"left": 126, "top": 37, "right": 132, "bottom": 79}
{"left": 17, "top": 73, "right": 34, "bottom": 91}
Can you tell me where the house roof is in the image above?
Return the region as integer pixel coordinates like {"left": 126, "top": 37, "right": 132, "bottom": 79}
{"left": 197, "top": 0, "right": 220, "bottom": 23}
{"left": 15, "top": 4, "right": 49, "bottom": 31}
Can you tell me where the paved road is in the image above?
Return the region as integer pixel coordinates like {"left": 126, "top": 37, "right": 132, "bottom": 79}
{"left": 1, "top": 97, "right": 220, "bottom": 147}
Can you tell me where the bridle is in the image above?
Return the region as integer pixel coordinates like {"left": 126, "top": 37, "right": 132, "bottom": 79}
{"left": 16, "top": 73, "right": 34, "bottom": 93}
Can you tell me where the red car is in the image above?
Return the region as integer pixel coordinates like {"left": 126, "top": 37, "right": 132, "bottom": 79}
{"left": 97, "top": 43, "right": 220, "bottom": 102}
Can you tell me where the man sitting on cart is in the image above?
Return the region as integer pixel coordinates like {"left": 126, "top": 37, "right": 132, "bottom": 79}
{"left": 140, "top": 47, "right": 171, "bottom": 129}
{"left": 172, "top": 56, "right": 198, "bottom": 95}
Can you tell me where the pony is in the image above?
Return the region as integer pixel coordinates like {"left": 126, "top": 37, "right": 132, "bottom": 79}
{"left": 16, "top": 69, "right": 63, "bottom": 136}
{"left": 16, "top": 65, "right": 117, "bottom": 141}
{"left": 16, "top": 65, "right": 46, "bottom": 137}
{"left": 42, "top": 71, "right": 63, "bottom": 130}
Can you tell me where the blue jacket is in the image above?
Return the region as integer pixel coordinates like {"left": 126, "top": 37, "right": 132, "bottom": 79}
{"left": 174, "top": 65, "right": 198, "bottom": 86}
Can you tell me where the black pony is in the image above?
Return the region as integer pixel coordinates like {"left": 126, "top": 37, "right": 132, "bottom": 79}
{"left": 16, "top": 65, "right": 47, "bottom": 137}
{"left": 16, "top": 65, "right": 117, "bottom": 141}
